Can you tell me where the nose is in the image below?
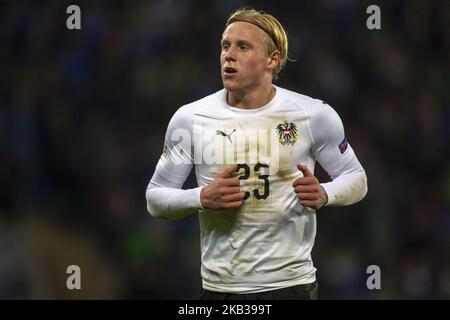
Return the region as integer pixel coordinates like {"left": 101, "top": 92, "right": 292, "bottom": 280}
{"left": 224, "top": 46, "right": 237, "bottom": 62}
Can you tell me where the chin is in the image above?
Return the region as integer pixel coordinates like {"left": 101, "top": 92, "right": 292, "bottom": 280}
{"left": 222, "top": 80, "right": 240, "bottom": 92}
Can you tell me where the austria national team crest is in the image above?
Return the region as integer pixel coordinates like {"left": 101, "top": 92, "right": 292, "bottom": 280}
{"left": 276, "top": 120, "right": 298, "bottom": 146}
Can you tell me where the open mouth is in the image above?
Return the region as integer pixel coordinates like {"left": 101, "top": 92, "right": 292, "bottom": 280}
{"left": 223, "top": 67, "right": 237, "bottom": 75}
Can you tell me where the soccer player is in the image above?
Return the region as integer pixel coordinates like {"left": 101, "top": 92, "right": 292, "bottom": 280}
{"left": 146, "top": 8, "right": 368, "bottom": 300}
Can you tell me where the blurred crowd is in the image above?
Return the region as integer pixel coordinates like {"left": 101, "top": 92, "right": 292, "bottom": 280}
{"left": 0, "top": 0, "right": 449, "bottom": 299}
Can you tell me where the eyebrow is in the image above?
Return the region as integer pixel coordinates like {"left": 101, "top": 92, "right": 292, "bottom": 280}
{"left": 221, "top": 39, "right": 253, "bottom": 46}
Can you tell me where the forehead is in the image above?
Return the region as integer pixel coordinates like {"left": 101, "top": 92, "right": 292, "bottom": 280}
{"left": 221, "top": 21, "right": 266, "bottom": 43}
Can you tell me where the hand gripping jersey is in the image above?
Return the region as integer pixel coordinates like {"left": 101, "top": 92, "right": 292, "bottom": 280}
{"left": 146, "top": 86, "right": 367, "bottom": 293}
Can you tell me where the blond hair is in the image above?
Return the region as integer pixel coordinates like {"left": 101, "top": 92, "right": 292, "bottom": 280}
{"left": 225, "top": 8, "right": 289, "bottom": 79}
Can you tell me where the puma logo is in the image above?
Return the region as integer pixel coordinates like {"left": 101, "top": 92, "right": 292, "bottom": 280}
{"left": 216, "top": 129, "right": 236, "bottom": 143}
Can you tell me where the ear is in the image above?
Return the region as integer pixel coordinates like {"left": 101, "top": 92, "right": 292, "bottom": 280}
{"left": 267, "top": 50, "right": 281, "bottom": 73}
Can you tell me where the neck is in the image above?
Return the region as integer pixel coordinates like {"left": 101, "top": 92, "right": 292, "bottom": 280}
{"left": 227, "top": 82, "right": 275, "bottom": 110}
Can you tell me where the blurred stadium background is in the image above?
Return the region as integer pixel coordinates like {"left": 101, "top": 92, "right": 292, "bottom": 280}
{"left": 0, "top": 0, "right": 449, "bottom": 299}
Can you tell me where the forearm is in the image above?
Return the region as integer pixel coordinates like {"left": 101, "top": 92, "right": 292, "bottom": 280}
{"left": 320, "top": 169, "right": 368, "bottom": 206}
{"left": 146, "top": 181, "right": 204, "bottom": 219}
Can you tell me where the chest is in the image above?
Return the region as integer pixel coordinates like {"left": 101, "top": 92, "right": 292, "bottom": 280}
{"left": 193, "top": 115, "right": 313, "bottom": 178}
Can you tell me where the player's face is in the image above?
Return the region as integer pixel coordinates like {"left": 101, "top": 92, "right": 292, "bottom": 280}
{"left": 220, "top": 22, "right": 272, "bottom": 93}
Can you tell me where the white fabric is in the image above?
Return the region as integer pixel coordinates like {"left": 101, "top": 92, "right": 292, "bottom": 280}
{"left": 146, "top": 85, "right": 367, "bottom": 293}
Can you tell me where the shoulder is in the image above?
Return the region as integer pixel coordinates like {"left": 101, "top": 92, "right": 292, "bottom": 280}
{"left": 167, "top": 89, "right": 225, "bottom": 129}
{"left": 276, "top": 86, "right": 318, "bottom": 105}
{"left": 176, "top": 89, "right": 225, "bottom": 117}
{"left": 276, "top": 86, "right": 339, "bottom": 122}
{"left": 276, "top": 86, "right": 344, "bottom": 144}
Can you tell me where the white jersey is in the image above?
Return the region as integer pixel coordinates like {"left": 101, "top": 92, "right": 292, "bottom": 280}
{"left": 146, "top": 85, "right": 367, "bottom": 293}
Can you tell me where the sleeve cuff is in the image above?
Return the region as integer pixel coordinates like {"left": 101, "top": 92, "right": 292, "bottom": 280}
{"left": 196, "top": 186, "right": 205, "bottom": 210}
{"left": 320, "top": 182, "right": 335, "bottom": 206}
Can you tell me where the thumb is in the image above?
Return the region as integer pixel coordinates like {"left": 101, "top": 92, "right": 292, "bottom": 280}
{"left": 297, "top": 164, "right": 313, "bottom": 177}
{"left": 218, "top": 165, "right": 238, "bottom": 178}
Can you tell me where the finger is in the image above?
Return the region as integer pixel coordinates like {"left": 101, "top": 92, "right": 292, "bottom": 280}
{"left": 217, "top": 165, "right": 238, "bottom": 178}
{"left": 221, "top": 178, "right": 240, "bottom": 187}
{"left": 299, "top": 200, "right": 317, "bottom": 208}
{"left": 222, "top": 201, "right": 243, "bottom": 209}
{"left": 298, "top": 193, "right": 317, "bottom": 201}
{"left": 297, "top": 164, "right": 313, "bottom": 177}
{"left": 220, "top": 186, "right": 242, "bottom": 194}
{"left": 294, "top": 185, "right": 319, "bottom": 193}
{"left": 222, "top": 192, "right": 246, "bottom": 202}
{"left": 293, "top": 176, "right": 318, "bottom": 187}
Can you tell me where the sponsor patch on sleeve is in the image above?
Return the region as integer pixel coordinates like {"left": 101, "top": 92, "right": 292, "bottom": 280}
{"left": 339, "top": 137, "right": 348, "bottom": 154}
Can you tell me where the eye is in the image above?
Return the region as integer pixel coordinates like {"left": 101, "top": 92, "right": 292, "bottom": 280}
{"left": 239, "top": 45, "right": 249, "bottom": 51}
{"left": 221, "top": 43, "right": 230, "bottom": 50}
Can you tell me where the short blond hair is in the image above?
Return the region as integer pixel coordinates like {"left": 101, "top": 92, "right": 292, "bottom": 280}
{"left": 225, "top": 8, "right": 289, "bottom": 79}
